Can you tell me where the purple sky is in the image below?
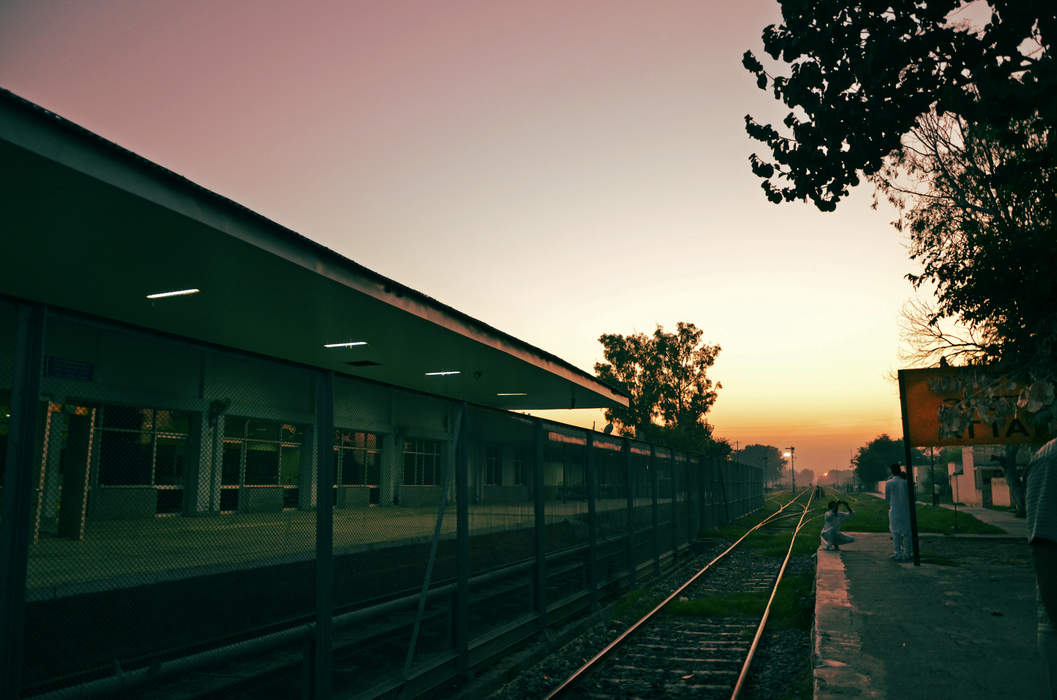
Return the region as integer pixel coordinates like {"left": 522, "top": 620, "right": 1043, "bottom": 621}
{"left": 1, "top": 1, "right": 918, "bottom": 475}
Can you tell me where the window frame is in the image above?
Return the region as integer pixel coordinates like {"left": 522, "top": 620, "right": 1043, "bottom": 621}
{"left": 402, "top": 438, "right": 442, "bottom": 486}
{"left": 333, "top": 428, "right": 383, "bottom": 486}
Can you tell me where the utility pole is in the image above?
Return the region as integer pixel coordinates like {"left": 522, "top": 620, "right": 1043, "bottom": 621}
{"left": 785, "top": 446, "right": 796, "bottom": 492}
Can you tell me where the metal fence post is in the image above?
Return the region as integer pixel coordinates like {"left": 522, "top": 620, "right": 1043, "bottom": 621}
{"left": 455, "top": 404, "right": 470, "bottom": 678}
{"left": 670, "top": 455, "right": 679, "bottom": 561}
{"left": 623, "top": 438, "right": 634, "bottom": 586}
{"left": 533, "top": 420, "right": 547, "bottom": 631}
{"left": 719, "top": 458, "right": 730, "bottom": 525}
{"left": 0, "top": 302, "right": 44, "bottom": 700}
{"left": 650, "top": 445, "right": 659, "bottom": 576}
{"left": 313, "top": 370, "right": 335, "bottom": 700}
{"left": 404, "top": 406, "right": 463, "bottom": 683}
{"left": 585, "top": 432, "right": 598, "bottom": 611}
{"left": 686, "top": 456, "right": 695, "bottom": 544}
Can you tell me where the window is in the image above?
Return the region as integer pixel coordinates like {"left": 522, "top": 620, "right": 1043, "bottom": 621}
{"left": 222, "top": 417, "right": 304, "bottom": 510}
{"left": 98, "top": 406, "right": 190, "bottom": 486}
{"left": 403, "top": 439, "right": 441, "bottom": 486}
{"left": 333, "top": 429, "right": 382, "bottom": 485}
{"left": 485, "top": 446, "right": 501, "bottom": 486}
{"left": 96, "top": 405, "right": 191, "bottom": 514}
{"left": 512, "top": 448, "right": 528, "bottom": 486}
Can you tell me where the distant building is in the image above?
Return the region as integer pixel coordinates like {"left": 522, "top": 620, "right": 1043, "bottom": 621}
{"left": 943, "top": 445, "right": 1027, "bottom": 508}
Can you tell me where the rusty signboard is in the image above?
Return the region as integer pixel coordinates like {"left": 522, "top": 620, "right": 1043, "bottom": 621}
{"left": 898, "top": 367, "right": 1041, "bottom": 447}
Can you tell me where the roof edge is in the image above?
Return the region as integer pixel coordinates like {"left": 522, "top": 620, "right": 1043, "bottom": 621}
{"left": 0, "top": 87, "right": 628, "bottom": 408}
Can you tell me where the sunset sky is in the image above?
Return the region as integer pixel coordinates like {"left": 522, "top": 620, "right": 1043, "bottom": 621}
{"left": 0, "top": 1, "right": 917, "bottom": 475}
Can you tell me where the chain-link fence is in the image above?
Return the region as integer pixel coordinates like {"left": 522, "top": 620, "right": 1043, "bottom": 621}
{"left": 1, "top": 301, "right": 764, "bottom": 700}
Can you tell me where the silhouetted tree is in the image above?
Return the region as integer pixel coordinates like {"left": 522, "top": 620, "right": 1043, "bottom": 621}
{"left": 743, "top": 1, "right": 1054, "bottom": 211}
{"left": 735, "top": 444, "right": 787, "bottom": 485}
{"left": 595, "top": 322, "right": 721, "bottom": 453}
{"left": 745, "top": 1, "right": 1057, "bottom": 441}
{"left": 853, "top": 434, "right": 927, "bottom": 486}
{"left": 884, "top": 112, "right": 1057, "bottom": 378}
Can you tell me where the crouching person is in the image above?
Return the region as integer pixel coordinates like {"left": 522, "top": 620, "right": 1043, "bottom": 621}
{"left": 821, "top": 500, "right": 854, "bottom": 551}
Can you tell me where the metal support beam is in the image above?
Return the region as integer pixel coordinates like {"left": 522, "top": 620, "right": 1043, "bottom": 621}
{"left": 533, "top": 420, "right": 547, "bottom": 630}
{"left": 0, "top": 302, "right": 45, "bottom": 700}
{"left": 670, "top": 456, "right": 679, "bottom": 560}
{"left": 455, "top": 404, "right": 470, "bottom": 678}
{"left": 650, "top": 445, "right": 660, "bottom": 576}
{"left": 719, "top": 458, "right": 730, "bottom": 524}
{"left": 623, "top": 438, "right": 634, "bottom": 584}
{"left": 585, "top": 433, "right": 598, "bottom": 611}
{"left": 404, "top": 404, "right": 464, "bottom": 681}
{"left": 313, "top": 370, "right": 335, "bottom": 699}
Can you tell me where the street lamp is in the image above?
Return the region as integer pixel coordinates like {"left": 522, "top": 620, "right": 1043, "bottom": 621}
{"left": 783, "top": 447, "right": 795, "bottom": 492}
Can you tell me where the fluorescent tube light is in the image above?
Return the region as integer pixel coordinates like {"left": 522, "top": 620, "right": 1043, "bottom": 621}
{"left": 497, "top": 392, "right": 528, "bottom": 396}
{"left": 425, "top": 370, "right": 460, "bottom": 376}
{"left": 146, "top": 288, "right": 200, "bottom": 299}
{"left": 324, "top": 341, "right": 368, "bottom": 348}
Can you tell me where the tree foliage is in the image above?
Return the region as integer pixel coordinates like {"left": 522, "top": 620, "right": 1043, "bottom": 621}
{"left": 853, "top": 434, "right": 927, "bottom": 484}
{"left": 735, "top": 444, "right": 787, "bottom": 484}
{"left": 885, "top": 112, "right": 1057, "bottom": 376}
{"left": 594, "top": 322, "right": 721, "bottom": 451}
{"left": 743, "top": 1, "right": 1055, "bottom": 211}
{"left": 745, "top": 2, "right": 1057, "bottom": 428}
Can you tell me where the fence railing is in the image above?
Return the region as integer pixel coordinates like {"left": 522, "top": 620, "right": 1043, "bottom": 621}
{"left": 0, "top": 298, "right": 763, "bottom": 699}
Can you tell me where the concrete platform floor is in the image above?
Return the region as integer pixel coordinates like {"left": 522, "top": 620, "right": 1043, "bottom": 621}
{"left": 814, "top": 524, "right": 1046, "bottom": 699}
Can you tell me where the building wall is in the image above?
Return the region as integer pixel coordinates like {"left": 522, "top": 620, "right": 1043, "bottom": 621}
{"left": 20, "top": 312, "right": 476, "bottom": 524}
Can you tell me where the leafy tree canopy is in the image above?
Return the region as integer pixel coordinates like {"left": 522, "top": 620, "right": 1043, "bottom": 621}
{"left": 853, "top": 434, "right": 927, "bottom": 484}
{"left": 594, "top": 322, "right": 722, "bottom": 452}
{"left": 743, "top": 1, "right": 1055, "bottom": 211}
{"left": 745, "top": 2, "right": 1057, "bottom": 431}
{"left": 735, "top": 444, "right": 787, "bottom": 484}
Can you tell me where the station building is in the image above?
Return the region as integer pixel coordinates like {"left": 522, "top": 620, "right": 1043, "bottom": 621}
{"left": 0, "top": 88, "right": 761, "bottom": 699}
{"left": 0, "top": 86, "right": 633, "bottom": 529}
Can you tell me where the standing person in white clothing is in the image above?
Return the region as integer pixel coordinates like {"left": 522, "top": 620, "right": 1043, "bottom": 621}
{"left": 1027, "top": 437, "right": 1057, "bottom": 698}
{"left": 885, "top": 463, "right": 911, "bottom": 561}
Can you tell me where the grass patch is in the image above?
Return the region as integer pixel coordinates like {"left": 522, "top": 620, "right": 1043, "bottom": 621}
{"left": 767, "top": 573, "right": 815, "bottom": 630}
{"left": 810, "top": 489, "right": 1004, "bottom": 535}
{"left": 668, "top": 590, "right": 765, "bottom": 618}
{"left": 611, "top": 588, "right": 649, "bottom": 618}
{"left": 704, "top": 490, "right": 815, "bottom": 540}
{"left": 667, "top": 572, "right": 815, "bottom": 631}
{"left": 742, "top": 525, "right": 822, "bottom": 558}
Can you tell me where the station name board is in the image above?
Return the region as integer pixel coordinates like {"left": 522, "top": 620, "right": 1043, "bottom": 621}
{"left": 898, "top": 367, "right": 1042, "bottom": 447}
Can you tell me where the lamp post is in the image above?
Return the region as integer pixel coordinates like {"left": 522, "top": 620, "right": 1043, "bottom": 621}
{"left": 784, "top": 447, "right": 795, "bottom": 492}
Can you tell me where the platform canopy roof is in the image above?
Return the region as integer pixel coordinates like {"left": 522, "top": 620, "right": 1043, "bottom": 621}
{"left": 0, "top": 89, "right": 627, "bottom": 412}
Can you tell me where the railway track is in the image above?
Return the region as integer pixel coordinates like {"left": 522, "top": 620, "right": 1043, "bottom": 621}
{"left": 541, "top": 490, "right": 817, "bottom": 699}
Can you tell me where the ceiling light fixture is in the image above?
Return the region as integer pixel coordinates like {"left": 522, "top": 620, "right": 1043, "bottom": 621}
{"left": 324, "top": 341, "right": 368, "bottom": 348}
{"left": 425, "top": 370, "right": 460, "bottom": 376}
{"left": 146, "top": 288, "right": 200, "bottom": 299}
{"left": 497, "top": 392, "right": 528, "bottom": 396}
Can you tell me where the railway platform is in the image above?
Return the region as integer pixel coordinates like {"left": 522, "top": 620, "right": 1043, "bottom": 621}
{"left": 813, "top": 506, "right": 1046, "bottom": 699}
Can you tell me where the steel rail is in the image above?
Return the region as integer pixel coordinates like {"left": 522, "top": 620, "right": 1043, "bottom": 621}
{"left": 543, "top": 491, "right": 806, "bottom": 699}
{"left": 730, "top": 487, "right": 816, "bottom": 699}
